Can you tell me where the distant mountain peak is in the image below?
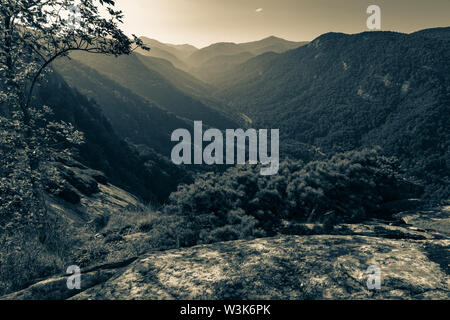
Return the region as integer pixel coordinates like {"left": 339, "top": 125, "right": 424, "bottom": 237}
{"left": 259, "top": 35, "right": 283, "bottom": 41}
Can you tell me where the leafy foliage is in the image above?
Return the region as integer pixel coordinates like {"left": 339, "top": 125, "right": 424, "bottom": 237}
{"left": 162, "top": 149, "right": 415, "bottom": 246}
{"left": 0, "top": 0, "right": 147, "bottom": 216}
{"left": 0, "top": 0, "right": 147, "bottom": 295}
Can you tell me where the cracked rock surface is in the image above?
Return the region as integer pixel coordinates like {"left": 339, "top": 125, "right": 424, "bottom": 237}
{"left": 3, "top": 206, "right": 449, "bottom": 300}
{"left": 70, "top": 235, "right": 449, "bottom": 300}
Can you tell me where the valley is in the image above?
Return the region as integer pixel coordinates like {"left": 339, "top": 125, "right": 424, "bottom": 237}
{"left": 1, "top": 2, "right": 449, "bottom": 300}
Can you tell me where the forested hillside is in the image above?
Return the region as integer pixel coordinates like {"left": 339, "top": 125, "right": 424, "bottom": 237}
{"left": 136, "top": 37, "right": 198, "bottom": 71}
{"left": 52, "top": 59, "right": 191, "bottom": 156}
{"left": 33, "top": 72, "right": 190, "bottom": 203}
{"left": 60, "top": 51, "right": 237, "bottom": 130}
{"left": 215, "top": 30, "right": 450, "bottom": 198}
{"left": 186, "top": 36, "right": 307, "bottom": 82}
{"left": 412, "top": 26, "right": 450, "bottom": 41}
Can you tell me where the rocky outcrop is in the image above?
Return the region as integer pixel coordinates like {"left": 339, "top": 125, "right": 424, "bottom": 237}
{"left": 0, "top": 257, "right": 138, "bottom": 300}
{"left": 3, "top": 206, "right": 449, "bottom": 300}
{"left": 394, "top": 208, "right": 450, "bottom": 237}
{"left": 46, "top": 180, "right": 141, "bottom": 229}
{"left": 44, "top": 161, "right": 109, "bottom": 204}
{"left": 1, "top": 269, "right": 117, "bottom": 300}
{"left": 69, "top": 235, "right": 448, "bottom": 300}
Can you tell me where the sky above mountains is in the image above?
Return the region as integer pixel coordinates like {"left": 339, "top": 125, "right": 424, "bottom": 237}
{"left": 115, "top": 0, "right": 450, "bottom": 48}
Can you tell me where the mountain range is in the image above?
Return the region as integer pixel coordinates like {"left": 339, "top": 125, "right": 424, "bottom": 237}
{"left": 213, "top": 28, "right": 450, "bottom": 197}
{"left": 46, "top": 28, "right": 450, "bottom": 200}
{"left": 136, "top": 36, "right": 308, "bottom": 82}
{"left": 2, "top": 24, "right": 450, "bottom": 300}
{"left": 50, "top": 35, "right": 309, "bottom": 160}
{"left": 31, "top": 71, "right": 190, "bottom": 203}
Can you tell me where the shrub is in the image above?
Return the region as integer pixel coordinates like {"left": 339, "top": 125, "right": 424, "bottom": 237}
{"left": 0, "top": 212, "right": 74, "bottom": 296}
{"left": 286, "top": 148, "right": 404, "bottom": 221}
{"left": 162, "top": 148, "right": 415, "bottom": 245}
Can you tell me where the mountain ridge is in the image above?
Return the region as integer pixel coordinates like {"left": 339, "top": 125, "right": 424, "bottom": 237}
{"left": 61, "top": 51, "right": 238, "bottom": 130}
{"left": 213, "top": 28, "right": 450, "bottom": 197}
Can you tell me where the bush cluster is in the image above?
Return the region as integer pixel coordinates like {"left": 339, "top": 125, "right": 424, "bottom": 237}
{"left": 161, "top": 148, "right": 413, "bottom": 246}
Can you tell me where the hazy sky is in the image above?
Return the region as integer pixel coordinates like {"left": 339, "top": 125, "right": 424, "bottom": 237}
{"left": 114, "top": 0, "right": 450, "bottom": 48}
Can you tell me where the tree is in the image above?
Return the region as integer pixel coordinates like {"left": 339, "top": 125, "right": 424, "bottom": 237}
{"left": 0, "top": 0, "right": 148, "bottom": 232}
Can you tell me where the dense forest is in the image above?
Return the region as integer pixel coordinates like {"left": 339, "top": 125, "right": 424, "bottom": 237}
{"left": 214, "top": 29, "right": 450, "bottom": 199}
{"left": 159, "top": 149, "right": 420, "bottom": 247}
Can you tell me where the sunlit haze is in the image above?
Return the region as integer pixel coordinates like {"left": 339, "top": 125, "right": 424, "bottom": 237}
{"left": 115, "top": 0, "right": 450, "bottom": 48}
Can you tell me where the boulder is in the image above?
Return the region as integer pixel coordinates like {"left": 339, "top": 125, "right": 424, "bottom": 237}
{"left": 393, "top": 206, "right": 450, "bottom": 237}
{"left": 83, "top": 168, "right": 108, "bottom": 185}
{"left": 57, "top": 165, "right": 99, "bottom": 196}
{"left": 57, "top": 183, "right": 81, "bottom": 204}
